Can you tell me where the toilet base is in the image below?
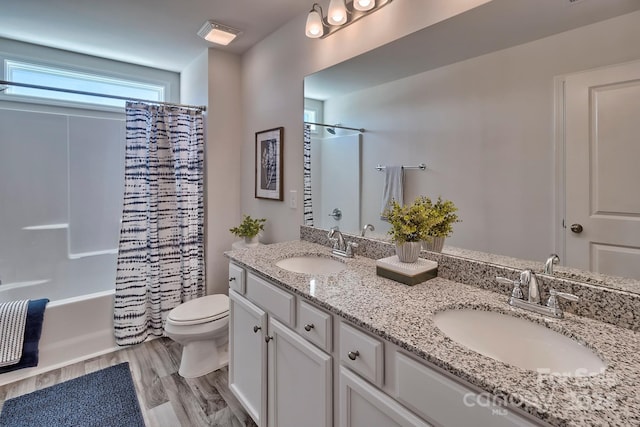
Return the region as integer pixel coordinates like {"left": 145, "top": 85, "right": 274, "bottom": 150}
{"left": 178, "top": 340, "right": 229, "bottom": 378}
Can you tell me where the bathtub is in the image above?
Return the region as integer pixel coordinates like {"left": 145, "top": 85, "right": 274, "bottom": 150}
{"left": 0, "top": 289, "right": 119, "bottom": 386}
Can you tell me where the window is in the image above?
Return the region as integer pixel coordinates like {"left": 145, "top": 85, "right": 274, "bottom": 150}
{"left": 3, "top": 60, "right": 165, "bottom": 108}
{"left": 304, "top": 108, "right": 318, "bottom": 133}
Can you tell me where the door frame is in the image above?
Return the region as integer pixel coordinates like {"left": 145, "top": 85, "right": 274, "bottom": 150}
{"left": 554, "top": 74, "right": 567, "bottom": 265}
{"left": 554, "top": 59, "right": 640, "bottom": 270}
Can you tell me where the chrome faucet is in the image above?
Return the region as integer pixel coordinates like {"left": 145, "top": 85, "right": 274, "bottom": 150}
{"left": 543, "top": 253, "right": 560, "bottom": 275}
{"left": 328, "top": 227, "right": 358, "bottom": 258}
{"left": 497, "top": 270, "right": 579, "bottom": 318}
{"left": 361, "top": 224, "right": 375, "bottom": 237}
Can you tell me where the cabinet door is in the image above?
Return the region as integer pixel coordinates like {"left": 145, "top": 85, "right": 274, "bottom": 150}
{"left": 340, "top": 367, "right": 431, "bottom": 427}
{"left": 268, "top": 317, "right": 332, "bottom": 427}
{"left": 229, "top": 290, "right": 268, "bottom": 427}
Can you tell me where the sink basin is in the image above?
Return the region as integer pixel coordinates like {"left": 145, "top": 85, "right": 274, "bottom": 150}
{"left": 275, "top": 256, "right": 346, "bottom": 275}
{"left": 434, "top": 309, "right": 605, "bottom": 376}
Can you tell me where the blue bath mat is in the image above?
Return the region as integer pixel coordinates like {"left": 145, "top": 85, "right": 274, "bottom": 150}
{"left": 0, "top": 362, "right": 145, "bottom": 427}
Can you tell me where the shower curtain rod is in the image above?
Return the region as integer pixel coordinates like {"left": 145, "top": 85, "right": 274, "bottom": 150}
{"left": 304, "top": 121, "right": 365, "bottom": 133}
{"left": 0, "top": 80, "right": 207, "bottom": 111}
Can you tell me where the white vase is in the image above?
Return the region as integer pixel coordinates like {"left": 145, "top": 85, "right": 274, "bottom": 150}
{"left": 395, "top": 242, "right": 422, "bottom": 263}
{"left": 244, "top": 236, "right": 260, "bottom": 247}
{"left": 423, "top": 236, "right": 445, "bottom": 253}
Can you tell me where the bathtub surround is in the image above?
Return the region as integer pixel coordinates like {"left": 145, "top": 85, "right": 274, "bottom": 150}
{"left": 114, "top": 102, "right": 205, "bottom": 346}
{"left": 0, "top": 363, "right": 144, "bottom": 427}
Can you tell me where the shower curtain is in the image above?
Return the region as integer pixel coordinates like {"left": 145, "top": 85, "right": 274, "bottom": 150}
{"left": 114, "top": 102, "right": 205, "bottom": 346}
{"left": 303, "top": 124, "right": 314, "bottom": 226}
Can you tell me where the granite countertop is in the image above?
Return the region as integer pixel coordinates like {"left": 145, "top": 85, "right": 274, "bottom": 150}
{"left": 225, "top": 240, "right": 640, "bottom": 427}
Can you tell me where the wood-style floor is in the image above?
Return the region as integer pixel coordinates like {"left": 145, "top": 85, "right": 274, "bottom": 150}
{"left": 0, "top": 338, "right": 257, "bottom": 427}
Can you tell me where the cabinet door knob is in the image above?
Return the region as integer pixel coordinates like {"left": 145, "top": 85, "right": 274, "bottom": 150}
{"left": 253, "top": 325, "right": 261, "bottom": 333}
{"left": 229, "top": 277, "right": 236, "bottom": 282}
{"left": 348, "top": 351, "right": 360, "bottom": 361}
{"left": 304, "top": 323, "right": 314, "bottom": 332}
{"left": 265, "top": 336, "right": 273, "bottom": 343}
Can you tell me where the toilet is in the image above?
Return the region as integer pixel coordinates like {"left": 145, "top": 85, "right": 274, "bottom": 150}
{"left": 164, "top": 294, "right": 230, "bottom": 378}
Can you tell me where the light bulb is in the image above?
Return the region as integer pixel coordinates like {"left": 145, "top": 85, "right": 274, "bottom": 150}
{"left": 305, "top": 9, "right": 324, "bottom": 38}
{"left": 328, "top": 0, "right": 347, "bottom": 26}
{"left": 354, "top": 0, "right": 375, "bottom": 11}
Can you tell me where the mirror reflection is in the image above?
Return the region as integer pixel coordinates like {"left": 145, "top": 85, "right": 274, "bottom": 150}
{"left": 303, "top": 1, "right": 640, "bottom": 285}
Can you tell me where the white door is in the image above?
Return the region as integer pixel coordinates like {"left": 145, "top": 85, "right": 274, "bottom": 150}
{"left": 268, "top": 317, "right": 332, "bottom": 427}
{"left": 339, "top": 367, "right": 430, "bottom": 427}
{"left": 229, "top": 290, "right": 268, "bottom": 427}
{"left": 564, "top": 60, "right": 640, "bottom": 278}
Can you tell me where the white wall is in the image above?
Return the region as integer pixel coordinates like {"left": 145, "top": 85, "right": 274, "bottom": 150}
{"left": 181, "top": 48, "right": 243, "bottom": 295}
{"left": 241, "top": 0, "right": 492, "bottom": 243}
{"left": 322, "top": 11, "right": 640, "bottom": 260}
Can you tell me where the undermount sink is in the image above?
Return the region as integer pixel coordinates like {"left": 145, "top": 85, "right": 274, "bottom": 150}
{"left": 275, "top": 256, "right": 346, "bottom": 275}
{"left": 434, "top": 309, "right": 606, "bottom": 376}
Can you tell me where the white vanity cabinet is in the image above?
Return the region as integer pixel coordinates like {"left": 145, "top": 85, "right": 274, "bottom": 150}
{"left": 228, "top": 261, "right": 546, "bottom": 427}
{"left": 267, "top": 317, "right": 332, "bottom": 427}
{"left": 229, "top": 289, "right": 267, "bottom": 426}
{"left": 340, "top": 367, "right": 431, "bottom": 427}
{"left": 228, "top": 264, "right": 333, "bottom": 427}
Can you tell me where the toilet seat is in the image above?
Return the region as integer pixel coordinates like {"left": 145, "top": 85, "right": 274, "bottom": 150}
{"left": 167, "top": 294, "right": 229, "bottom": 326}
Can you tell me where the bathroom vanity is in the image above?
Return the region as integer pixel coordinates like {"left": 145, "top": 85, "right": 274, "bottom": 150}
{"left": 225, "top": 237, "right": 640, "bottom": 427}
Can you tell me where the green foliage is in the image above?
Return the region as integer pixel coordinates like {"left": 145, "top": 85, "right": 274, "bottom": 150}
{"left": 427, "top": 196, "right": 461, "bottom": 238}
{"left": 383, "top": 196, "right": 461, "bottom": 243}
{"left": 229, "top": 215, "right": 266, "bottom": 238}
{"left": 383, "top": 196, "right": 441, "bottom": 244}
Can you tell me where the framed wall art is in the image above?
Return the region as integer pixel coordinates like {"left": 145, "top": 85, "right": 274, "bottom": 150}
{"left": 255, "top": 127, "right": 284, "bottom": 201}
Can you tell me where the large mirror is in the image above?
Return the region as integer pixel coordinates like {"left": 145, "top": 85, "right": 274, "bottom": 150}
{"left": 303, "top": 0, "right": 640, "bottom": 287}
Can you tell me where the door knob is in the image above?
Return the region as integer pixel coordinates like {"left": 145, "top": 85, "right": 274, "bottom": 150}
{"left": 253, "top": 325, "right": 261, "bottom": 333}
{"left": 570, "top": 224, "right": 583, "bottom": 234}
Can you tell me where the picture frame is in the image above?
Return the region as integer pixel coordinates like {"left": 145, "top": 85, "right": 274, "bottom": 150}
{"left": 255, "top": 127, "right": 284, "bottom": 201}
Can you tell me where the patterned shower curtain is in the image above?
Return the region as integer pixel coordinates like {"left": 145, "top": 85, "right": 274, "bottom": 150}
{"left": 303, "top": 124, "right": 314, "bottom": 226}
{"left": 114, "top": 102, "right": 205, "bottom": 346}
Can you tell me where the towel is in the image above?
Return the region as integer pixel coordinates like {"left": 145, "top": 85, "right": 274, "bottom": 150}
{"left": 380, "top": 166, "right": 404, "bottom": 220}
{"left": 0, "top": 298, "right": 49, "bottom": 373}
{"left": 0, "top": 300, "right": 30, "bottom": 367}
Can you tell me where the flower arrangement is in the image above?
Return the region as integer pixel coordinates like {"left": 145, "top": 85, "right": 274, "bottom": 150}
{"left": 383, "top": 196, "right": 441, "bottom": 244}
{"left": 426, "top": 196, "right": 460, "bottom": 238}
{"left": 229, "top": 215, "right": 266, "bottom": 238}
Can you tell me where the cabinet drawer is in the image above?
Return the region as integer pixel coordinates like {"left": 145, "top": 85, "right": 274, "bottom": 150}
{"left": 395, "top": 352, "right": 541, "bottom": 427}
{"left": 297, "top": 299, "right": 332, "bottom": 352}
{"left": 228, "top": 262, "right": 245, "bottom": 294}
{"left": 339, "top": 322, "right": 384, "bottom": 387}
{"left": 246, "top": 272, "right": 295, "bottom": 327}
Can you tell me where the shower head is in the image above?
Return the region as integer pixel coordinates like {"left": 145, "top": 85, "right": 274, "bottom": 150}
{"left": 326, "top": 124, "right": 340, "bottom": 135}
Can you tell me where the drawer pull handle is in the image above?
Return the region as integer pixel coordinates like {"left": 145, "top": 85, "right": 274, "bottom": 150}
{"left": 229, "top": 277, "right": 236, "bottom": 282}
{"left": 265, "top": 336, "right": 273, "bottom": 343}
{"left": 253, "top": 326, "right": 261, "bottom": 333}
{"left": 348, "top": 351, "right": 360, "bottom": 361}
{"left": 304, "top": 323, "right": 315, "bottom": 332}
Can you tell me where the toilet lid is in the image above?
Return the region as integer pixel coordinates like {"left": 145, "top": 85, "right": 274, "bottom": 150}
{"left": 168, "top": 294, "right": 229, "bottom": 323}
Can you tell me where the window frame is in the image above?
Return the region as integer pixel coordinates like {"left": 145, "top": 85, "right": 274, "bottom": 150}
{"left": 1, "top": 58, "right": 170, "bottom": 112}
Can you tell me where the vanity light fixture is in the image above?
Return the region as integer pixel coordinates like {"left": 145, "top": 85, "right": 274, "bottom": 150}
{"left": 197, "top": 21, "right": 242, "bottom": 46}
{"left": 305, "top": 0, "right": 393, "bottom": 39}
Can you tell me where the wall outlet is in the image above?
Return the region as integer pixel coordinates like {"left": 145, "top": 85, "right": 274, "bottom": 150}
{"left": 289, "top": 190, "right": 297, "bottom": 209}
